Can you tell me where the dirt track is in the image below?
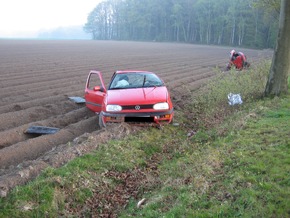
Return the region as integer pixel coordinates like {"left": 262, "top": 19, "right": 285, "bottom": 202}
{"left": 0, "top": 40, "right": 272, "bottom": 193}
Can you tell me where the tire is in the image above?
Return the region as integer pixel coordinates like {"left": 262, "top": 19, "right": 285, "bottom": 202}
{"left": 98, "top": 112, "right": 106, "bottom": 128}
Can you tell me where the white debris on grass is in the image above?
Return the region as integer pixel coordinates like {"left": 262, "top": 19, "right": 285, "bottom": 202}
{"left": 228, "top": 93, "right": 243, "bottom": 105}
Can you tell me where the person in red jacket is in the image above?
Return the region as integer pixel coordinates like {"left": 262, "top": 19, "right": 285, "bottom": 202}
{"left": 226, "top": 50, "right": 250, "bottom": 70}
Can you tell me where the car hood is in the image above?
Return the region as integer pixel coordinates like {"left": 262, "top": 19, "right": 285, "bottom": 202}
{"left": 107, "top": 87, "right": 168, "bottom": 105}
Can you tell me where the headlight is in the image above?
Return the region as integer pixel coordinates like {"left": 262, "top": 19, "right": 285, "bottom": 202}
{"left": 153, "top": 102, "right": 169, "bottom": 110}
{"left": 106, "top": 105, "right": 122, "bottom": 112}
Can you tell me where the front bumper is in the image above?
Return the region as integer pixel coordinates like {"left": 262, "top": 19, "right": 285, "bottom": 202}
{"left": 102, "top": 109, "right": 174, "bottom": 124}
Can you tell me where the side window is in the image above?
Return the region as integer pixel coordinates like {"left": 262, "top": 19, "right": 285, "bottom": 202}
{"left": 87, "top": 73, "right": 102, "bottom": 90}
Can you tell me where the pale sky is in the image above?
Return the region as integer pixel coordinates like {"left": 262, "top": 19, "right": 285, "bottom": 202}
{"left": 0, "top": 0, "right": 101, "bottom": 38}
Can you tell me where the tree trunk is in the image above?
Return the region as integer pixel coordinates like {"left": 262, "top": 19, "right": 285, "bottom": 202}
{"left": 231, "top": 17, "right": 236, "bottom": 44}
{"left": 264, "top": 0, "right": 290, "bottom": 96}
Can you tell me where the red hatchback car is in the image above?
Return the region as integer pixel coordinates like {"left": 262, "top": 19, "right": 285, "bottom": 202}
{"left": 85, "top": 70, "right": 174, "bottom": 127}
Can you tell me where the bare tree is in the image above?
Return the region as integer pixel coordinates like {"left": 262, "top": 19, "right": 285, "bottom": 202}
{"left": 264, "top": 0, "right": 289, "bottom": 96}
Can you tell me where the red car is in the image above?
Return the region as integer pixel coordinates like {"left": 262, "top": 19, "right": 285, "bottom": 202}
{"left": 85, "top": 70, "right": 174, "bottom": 127}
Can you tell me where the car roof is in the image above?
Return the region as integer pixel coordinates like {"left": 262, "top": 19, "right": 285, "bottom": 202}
{"left": 115, "top": 70, "right": 154, "bottom": 74}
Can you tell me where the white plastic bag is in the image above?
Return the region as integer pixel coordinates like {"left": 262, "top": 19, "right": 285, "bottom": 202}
{"left": 228, "top": 93, "right": 243, "bottom": 105}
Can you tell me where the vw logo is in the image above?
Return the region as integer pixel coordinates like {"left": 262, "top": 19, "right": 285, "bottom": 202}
{"left": 135, "top": 105, "right": 141, "bottom": 110}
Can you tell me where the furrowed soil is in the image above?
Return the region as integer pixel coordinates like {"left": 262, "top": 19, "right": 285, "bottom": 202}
{"left": 0, "top": 40, "right": 272, "bottom": 194}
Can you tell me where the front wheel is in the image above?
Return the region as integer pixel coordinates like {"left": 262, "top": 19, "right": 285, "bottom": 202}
{"left": 98, "top": 112, "right": 106, "bottom": 128}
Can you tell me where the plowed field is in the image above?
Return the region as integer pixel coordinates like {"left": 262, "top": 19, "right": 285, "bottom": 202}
{"left": 0, "top": 40, "right": 272, "bottom": 193}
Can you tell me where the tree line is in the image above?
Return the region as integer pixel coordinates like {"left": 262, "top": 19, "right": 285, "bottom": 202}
{"left": 84, "top": 0, "right": 280, "bottom": 49}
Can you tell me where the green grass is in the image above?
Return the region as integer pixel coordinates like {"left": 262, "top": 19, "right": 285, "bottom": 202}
{"left": 0, "top": 63, "right": 289, "bottom": 217}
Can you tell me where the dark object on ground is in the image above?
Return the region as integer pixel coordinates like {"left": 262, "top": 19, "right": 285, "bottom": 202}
{"left": 25, "top": 126, "right": 60, "bottom": 135}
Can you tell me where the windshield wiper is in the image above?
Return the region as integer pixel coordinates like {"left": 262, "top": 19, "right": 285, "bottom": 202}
{"left": 142, "top": 75, "right": 146, "bottom": 87}
{"left": 109, "top": 87, "right": 125, "bottom": 90}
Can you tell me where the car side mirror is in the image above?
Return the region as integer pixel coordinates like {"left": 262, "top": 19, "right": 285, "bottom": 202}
{"left": 93, "top": 86, "right": 105, "bottom": 92}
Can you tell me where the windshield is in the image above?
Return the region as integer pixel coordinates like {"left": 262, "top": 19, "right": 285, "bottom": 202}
{"left": 109, "top": 73, "right": 164, "bottom": 90}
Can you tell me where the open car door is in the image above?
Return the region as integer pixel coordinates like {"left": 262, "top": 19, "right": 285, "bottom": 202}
{"left": 84, "top": 70, "right": 107, "bottom": 113}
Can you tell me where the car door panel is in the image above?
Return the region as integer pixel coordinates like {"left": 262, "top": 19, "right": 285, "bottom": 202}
{"left": 84, "top": 71, "right": 107, "bottom": 113}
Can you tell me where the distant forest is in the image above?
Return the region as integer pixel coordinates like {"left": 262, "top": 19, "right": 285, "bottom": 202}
{"left": 84, "top": 0, "right": 279, "bottom": 49}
